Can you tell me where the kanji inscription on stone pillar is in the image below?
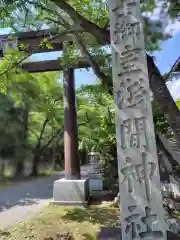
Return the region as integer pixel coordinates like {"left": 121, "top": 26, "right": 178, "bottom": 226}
{"left": 108, "top": 0, "right": 167, "bottom": 239}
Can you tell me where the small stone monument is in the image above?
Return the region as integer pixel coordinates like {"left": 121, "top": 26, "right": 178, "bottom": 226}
{"left": 88, "top": 152, "right": 103, "bottom": 193}
{"left": 108, "top": 0, "right": 167, "bottom": 239}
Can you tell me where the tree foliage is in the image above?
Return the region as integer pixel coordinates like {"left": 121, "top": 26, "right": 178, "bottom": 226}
{"left": 176, "top": 99, "right": 180, "bottom": 110}
{"left": 0, "top": 68, "right": 65, "bottom": 176}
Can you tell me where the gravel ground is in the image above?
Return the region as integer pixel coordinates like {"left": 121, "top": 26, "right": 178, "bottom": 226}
{"left": 0, "top": 164, "right": 94, "bottom": 230}
{"left": 0, "top": 173, "right": 63, "bottom": 229}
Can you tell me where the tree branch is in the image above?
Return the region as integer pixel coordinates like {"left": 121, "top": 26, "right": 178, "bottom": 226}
{"left": 40, "top": 128, "right": 64, "bottom": 153}
{"left": 44, "top": 17, "right": 84, "bottom": 36}
{"left": 34, "top": 119, "right": 49, "bottom": 153}
{"left": 29, "top": 129, "right": 39, "bottom": 139}
{"left": 45, "top": 17, "right": 64, "bottom": 25}
{"left": 50, "top": 0, "right": 109, "bottom": 45}
{"left": 49, "top": 13, "right": 112, "bottom": 94}
{"left": 164, "top": 56, "right": 180, "bottom": 80}
{"left": 74, "top": 34, "right": 112, "bottom": 94}
{"left": 28, "top": 0, "right": 58, "bottom": 17}
{"left": 40, "top": 119, "right": 89, "bottom": 153}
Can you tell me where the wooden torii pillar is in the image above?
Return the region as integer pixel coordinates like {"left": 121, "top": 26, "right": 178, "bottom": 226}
{"left": 62, "top": 43, "right": 81, "bottom": 180}
{"left": 63, "top": 62, "right": 80, "bottom": 180}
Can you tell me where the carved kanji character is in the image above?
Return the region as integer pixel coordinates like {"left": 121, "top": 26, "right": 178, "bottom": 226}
{"left": 140, "top": 207, "right": 163, "bottom": 239}
{"left": 125, "top": 205, "right": 141, "bottom": 239}
{"left": 115, "top": 75, "right": 148, "bottom": 108}
{"left": 121, "top": 153, "right": 156, "bottom": 202}
{"left": 120, "top": 118, "right": 147, "bottom": 150}
{"left": 121, "top": 160, "right": 142, "bottom": 193}
{"left": 124, "top": 206, "right": 164, "bottom": 239}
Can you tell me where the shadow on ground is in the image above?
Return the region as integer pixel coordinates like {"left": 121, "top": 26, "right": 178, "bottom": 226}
{"left": 62, "top": 206, "right": 119, "bottom": 227}
{"left": 0, "top": 198, "right": 39, "bottom": 212}
{"left": 0, "top": 173, "right": 63, "bottom": 213}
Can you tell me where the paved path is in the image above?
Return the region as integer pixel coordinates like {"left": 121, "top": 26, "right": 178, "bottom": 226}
{"left": 0, "top": 173, "right": 63, "bottom": 229}
{"left": 0, "top": 164, "right": 94, "bottom": 230}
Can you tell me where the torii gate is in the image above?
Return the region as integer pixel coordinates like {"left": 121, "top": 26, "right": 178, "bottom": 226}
{"left": 0, "top": 29, "right": 87, "bottom": 180}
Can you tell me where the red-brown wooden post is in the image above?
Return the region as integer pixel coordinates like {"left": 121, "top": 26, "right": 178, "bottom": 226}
{"left": 63, "top": 66, "right": 80, "bottom": 180}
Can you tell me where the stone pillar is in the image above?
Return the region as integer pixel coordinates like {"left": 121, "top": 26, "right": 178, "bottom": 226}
{"left": 63, "top": 67, "right": 80, "bottom": 180}
{"left": 108, "top": 0, "right": 167, "bottom": 239}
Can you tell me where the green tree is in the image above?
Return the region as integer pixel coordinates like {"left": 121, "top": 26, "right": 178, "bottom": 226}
{"left": 0, "top": 68, "right": 65, "bottom": 176}
{"left": 28, "top": 72, "right": 64, "bottom": 175}
{"left": 0, "top": 93, "right": 22, "bottom": 177}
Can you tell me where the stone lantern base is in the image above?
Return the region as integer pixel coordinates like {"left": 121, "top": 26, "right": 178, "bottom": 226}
{"left": 51, "top": 178, "right": 90, "bottom": 206}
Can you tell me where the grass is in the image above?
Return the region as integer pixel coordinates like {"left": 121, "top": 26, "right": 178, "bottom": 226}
{"left": 0, "top": 203, "right": 120, "bottom": 240}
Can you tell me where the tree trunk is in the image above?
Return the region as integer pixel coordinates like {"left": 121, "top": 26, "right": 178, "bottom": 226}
{"left": 14, "top": 161, "right": 24, "bottom": 177}
{"left": 51, "top": 158, "right": 56, "bottom": 171}
{"left": 31, "top": 141, "right": 41, "bottom": 176}
{"left": 147, "top": 55, "right": 180, "bottom": 147}
{"left": 80, "top": 149, "right": 87, "bottom": 165}
{"left": 31, "top": 154, "right": 40, "bottom": 176}
{"left": 0, "top": 158, "right": 5, "bottom": 178}
{"left": 15, "top": 105, "right": 29, "bottom": 177}
{"left": 56, "top": 149, "right": 64, "bottom": 170}
{"left": 51, "top": 145, "right": 57, "bottom": 171}
{"left": 30, "top": 119, "right": 49, "bottom": 176}
{"left": 155, "top": 133, "right": 180, "bottom": 218}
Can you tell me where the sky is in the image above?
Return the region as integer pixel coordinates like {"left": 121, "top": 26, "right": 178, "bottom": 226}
{"left": 154, "top": 32, "right": 180, "bottom": 74}
{"left": 153, "top": 32, "right": 180, "bottom": 100}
